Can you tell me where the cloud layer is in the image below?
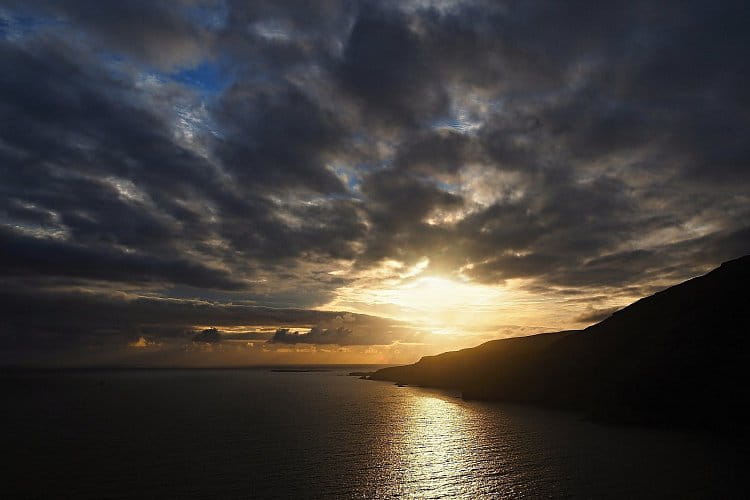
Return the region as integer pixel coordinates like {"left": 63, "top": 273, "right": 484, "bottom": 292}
{"left": 1, "top": 1, "right": 749, "bottom": 360}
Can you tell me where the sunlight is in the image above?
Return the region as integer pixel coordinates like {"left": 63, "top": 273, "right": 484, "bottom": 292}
{"left": 375, "top": 276, "right": 502, "bottom": 313}
{"left": 390, "top": 390, "right": 493, "bottom": 497}
{"left": 322, "top": 273, "right": 513, "bottom": 334}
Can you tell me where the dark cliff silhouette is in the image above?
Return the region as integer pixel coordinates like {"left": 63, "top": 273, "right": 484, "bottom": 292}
{"left": 372, "top": 255, "right": 750, "bottom": 430}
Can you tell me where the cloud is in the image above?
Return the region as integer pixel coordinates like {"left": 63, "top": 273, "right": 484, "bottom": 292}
{"left": 334, "top": 6, "right": 449, "bottom": 128}
{"left": 0, "top": 285, "right": 410, "bottom": 349}
{"left": 192, "top": 328, "right": 221, "bottom": 344}
{"left": 270, "top": 327, "right": 353, "bottom": 345}
{"left": 573, "top": 306, "right": 622, "bottom": 325}
{"left": 267, "top": 312, "right": 408, "bottom": 346}
{"left": 4, "top": 0, "right": 214, "bottom": 69}
{"left": 0, "top": 226, "right": 245, "bottom": 290}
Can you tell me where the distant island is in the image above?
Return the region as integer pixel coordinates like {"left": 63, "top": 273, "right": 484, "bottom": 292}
{"left": 270, "top": 368, "right": 331, "bottom": 373}
{"left": 371, "top": 255, "right": 750, "bottom": 432}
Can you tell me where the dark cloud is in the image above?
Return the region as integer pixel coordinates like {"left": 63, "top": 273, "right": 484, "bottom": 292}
{"left": 393, "top": 130, "right": 475, "bottom": 175}
{"left": 358, "top": 167, "right": 463, "bottom": 266}
{"left": 269, "top": 314, "right": 423, "bottom": 346}
{"left": 1, "top": 0, "right": 750, "bottom": 356}
{"left": 193, "top": 328, "right": 221, "bottom": 344}
{"left": 3, "top": 0, "right": 213, "bottom": 68}
{"left": 214, "top": 83, "right": 347, "bottom": 193}
{"left": 573, "top": 306, "right": 622, "bottom": 325}
{"left": 335, "top": 6, "right": 449, "bottom": 128}
{"left": 0, "top": 226, "right": 244, "bottom": 289}
{"left": 0, "top": 285, "right": 400, "bottom": 350}
{"left": 271, "top": 327, "right": 354, "bottom": 345}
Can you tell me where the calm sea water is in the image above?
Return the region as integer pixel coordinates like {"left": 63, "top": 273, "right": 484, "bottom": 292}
{"left": 0, "top": 367, "right": 744, "bottom": 499}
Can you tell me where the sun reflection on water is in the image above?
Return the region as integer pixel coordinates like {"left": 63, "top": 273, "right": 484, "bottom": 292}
{"left": 372, "top": 389, "right": 507, "bottom": 498}
{"left": 401, "top": 394, "right": 479, "bottom": 497}
{"left": 362, "top": 381, "right": 741, "bottom": 499}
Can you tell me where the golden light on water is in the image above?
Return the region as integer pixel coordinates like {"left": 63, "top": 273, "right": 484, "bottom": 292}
{"left": 399, "top": 393, "right": 477, "bottom": 491}
{"left": 377, "top": 388, "right": 509, "bottom": 498}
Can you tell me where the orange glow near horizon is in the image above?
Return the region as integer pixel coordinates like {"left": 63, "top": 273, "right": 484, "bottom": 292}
{"left": 362, "top": 276, "right": 505, "bottom": 329}
{"left": 320, "top": 262, "right": 636, "bottom": 348}
{"left": 322, "top": 272, "right": 529, "bottom": 335}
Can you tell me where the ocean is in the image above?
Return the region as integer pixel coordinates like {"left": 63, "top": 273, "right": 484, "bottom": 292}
{"left": 1, "top": 367, "right": 743, "bottom": 499}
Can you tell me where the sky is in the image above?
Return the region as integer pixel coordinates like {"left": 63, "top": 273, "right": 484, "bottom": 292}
{"left": 1, "top": 0, "right": 749, "bottom": 366}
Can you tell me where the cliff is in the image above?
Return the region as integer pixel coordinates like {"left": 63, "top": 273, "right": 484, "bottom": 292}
{"left": 372, "top": 256, "right": 750, "bottom": 429}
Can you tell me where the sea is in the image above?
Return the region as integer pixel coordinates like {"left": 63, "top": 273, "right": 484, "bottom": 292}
{"left": 1, "top": 367, "right": 744, "bottom": 499}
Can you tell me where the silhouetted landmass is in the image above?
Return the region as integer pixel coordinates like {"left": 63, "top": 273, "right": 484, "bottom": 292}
{"left": 348, "top": 371, "right": 374, "bottom": 377}
{"left": 372, "top": 256, "right": 750, "bottom": 431}
{"left": 270, "top": 368, "right": 330, "bottom": 372}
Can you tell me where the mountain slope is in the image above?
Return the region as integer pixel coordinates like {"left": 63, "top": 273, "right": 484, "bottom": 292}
{"left": 372, "top": 256, "right": 750, "bottom": 429}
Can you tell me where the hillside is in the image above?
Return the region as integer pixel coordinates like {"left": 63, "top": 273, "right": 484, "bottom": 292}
{"left": 372, "top": 256, "right": 750, "bottom": 429}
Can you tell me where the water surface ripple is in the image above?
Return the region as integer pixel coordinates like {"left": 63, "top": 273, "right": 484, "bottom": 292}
{"left": 1, "top": 369, "right": 743, "bottom": 498}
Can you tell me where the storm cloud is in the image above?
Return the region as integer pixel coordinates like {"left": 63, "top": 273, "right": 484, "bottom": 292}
{"left": 1, "top": 0, "right": 749, "bottom": 357}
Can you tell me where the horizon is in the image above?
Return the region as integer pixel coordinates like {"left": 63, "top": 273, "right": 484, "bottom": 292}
{"left": 2, "top": 1, "right": 749, "bottom": 367}
{"left": 3, "top": 254, "right": 746, "bottom": 368}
